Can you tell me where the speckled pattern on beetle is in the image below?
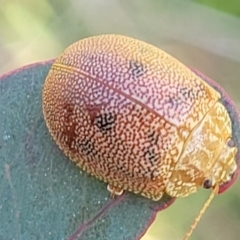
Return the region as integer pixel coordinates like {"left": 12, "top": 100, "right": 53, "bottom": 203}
{"left": 42, "top": 34, "right": 239, "bottom": 202}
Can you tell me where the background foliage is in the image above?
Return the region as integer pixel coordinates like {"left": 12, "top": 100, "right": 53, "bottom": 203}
{"left": 0, "top": 0, "right": 240, "bottom": 239}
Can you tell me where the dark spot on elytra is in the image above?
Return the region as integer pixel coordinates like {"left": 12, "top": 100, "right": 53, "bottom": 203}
{"left": 63, "top": 103, "right": 75, "bottom": 120}
{"left": 61, "top": 103, "right": 78, "bottom": 152}
{"left": 143, "top": 147, "right": 159, "bottom": 164}
{"left": 94, "top": 112, "right": 116, "bottom": 132}
{"left": 84, "top": 104, "right": 102, "bottom": 125}
{"left": 143, "top": 131, "right": 160, "bottom": 164}
{"left": 63, "top": 124, "right": 78, "bottom": 152}
{"left": 78, "top": 139, "right": 94, "bottom": 156}
{"left": 147, "top": 131, "right": 159, "bottom": 145}
{"left": 129, "top": 60, "right": 146, "bottom": 78}
{"left": 179, "top": 87, "right": 196, "bottom": 99}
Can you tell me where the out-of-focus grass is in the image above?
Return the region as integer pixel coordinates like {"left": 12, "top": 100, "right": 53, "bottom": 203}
{"left": 0, "top": 1, "right": 240, "bottom": 240}
{"left": 193, "top": 0, "right": 240, "bottom": 17}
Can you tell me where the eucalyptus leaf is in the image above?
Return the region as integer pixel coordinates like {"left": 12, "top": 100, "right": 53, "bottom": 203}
{"left": 0, "top": 61, "right": 174, "bottom": 240}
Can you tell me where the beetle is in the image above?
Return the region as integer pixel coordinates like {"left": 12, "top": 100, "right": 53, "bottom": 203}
{"left": 42, "top": 34, "right": 240, "bottom": 239}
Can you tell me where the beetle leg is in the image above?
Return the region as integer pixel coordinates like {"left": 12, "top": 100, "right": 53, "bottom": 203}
{"left": 107, "top": 184, "right": 123, "bottom": 198}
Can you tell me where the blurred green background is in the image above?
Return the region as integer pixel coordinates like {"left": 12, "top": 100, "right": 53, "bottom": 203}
{"left": 1, "top": 0, "right": 240, "bottom": 239}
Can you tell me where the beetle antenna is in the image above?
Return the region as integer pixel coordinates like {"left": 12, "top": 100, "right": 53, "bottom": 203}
{"left": 183, "top": 185, "right": 219, "bottom": 240}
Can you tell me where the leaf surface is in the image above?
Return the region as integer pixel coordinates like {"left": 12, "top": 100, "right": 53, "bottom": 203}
{"left": 0, "top": 61, "right": 174, "bottom": 240}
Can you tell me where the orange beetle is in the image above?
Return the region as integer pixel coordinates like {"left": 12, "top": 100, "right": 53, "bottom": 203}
{"left": 42, "top": 35, "right": 239, "bottom": 239}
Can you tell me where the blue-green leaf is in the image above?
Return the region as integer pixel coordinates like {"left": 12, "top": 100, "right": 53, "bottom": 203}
{"left": 0, "top": 61, "right": 174, "bottom": 240}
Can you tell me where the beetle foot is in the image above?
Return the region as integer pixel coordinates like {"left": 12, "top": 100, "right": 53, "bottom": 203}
{"left": 107, "top": 184, "right": 123, "bottom": 198}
